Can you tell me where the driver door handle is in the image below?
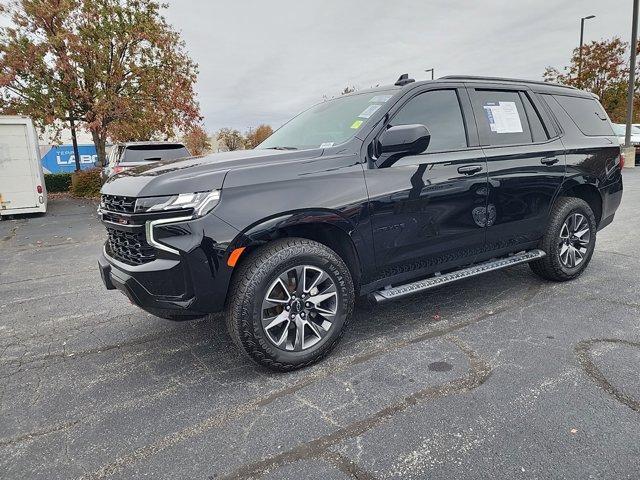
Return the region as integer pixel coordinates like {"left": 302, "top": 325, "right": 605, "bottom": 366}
{"left": 541, "top": 157, "right": 559, "bottom": 166}
{"left": 457, "top": 165, "right": 483, "bottom": 175}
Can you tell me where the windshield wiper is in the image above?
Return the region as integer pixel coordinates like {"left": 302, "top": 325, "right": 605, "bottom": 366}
{"left": 265, "top": 146, "right": 298, "bottom": 150}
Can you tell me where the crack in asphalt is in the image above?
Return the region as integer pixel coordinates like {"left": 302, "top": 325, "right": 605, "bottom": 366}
{"left": 0, "top": 420, "right": 80, "bottom": 447}
{"left": 216, "top": 336, "right": 491, "bottom": 480}
{"left": 321, "top": 450, "right": 380, "bottom": 480}
{"left": 575, "top": 338, "right": 640, "bottom": 413}
{"left": 1, "top": 224, "right": 20, "bottom": 243}
{"left": 0, "top": 317, "right": 212, "bottom": 378}
{"left": 78, "top": 285, "right": 539, "bottom": 479}
{"left": 0, "top": 268, "right": 95, "bottom": 286}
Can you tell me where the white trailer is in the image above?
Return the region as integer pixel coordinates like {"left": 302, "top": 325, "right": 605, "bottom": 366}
{"left": 0, "top": 116, "right": 47, "bottom": 217}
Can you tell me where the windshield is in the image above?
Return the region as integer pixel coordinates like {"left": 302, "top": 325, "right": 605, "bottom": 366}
{"left": 257, "top": 91, "right": 395, "bottom": 150}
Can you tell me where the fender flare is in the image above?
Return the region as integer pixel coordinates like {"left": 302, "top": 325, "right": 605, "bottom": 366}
{"left": 228, "top": 208, "right": 372, "bottom": 281}
{"left": 550, "top": 174, "right": 603, "bottom": 221}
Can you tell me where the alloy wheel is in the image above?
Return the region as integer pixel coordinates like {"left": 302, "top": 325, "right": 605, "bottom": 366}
{"left": 558, "top": 212, "right": 591, "bottom": 268}
{"left": 261, "top": 265, "right": 339, "bottom": 351}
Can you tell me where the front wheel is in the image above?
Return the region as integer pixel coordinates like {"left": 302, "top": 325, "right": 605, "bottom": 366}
{"left": 226, "top": 238, "right": 354, "bottom": 371}
{"left": 530, "top": 197, "right": 597, "bottom": 281}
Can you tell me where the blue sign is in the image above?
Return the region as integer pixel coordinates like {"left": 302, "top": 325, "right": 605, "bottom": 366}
{"left": 41, "top": 144, "right": 98, "bottom": 173}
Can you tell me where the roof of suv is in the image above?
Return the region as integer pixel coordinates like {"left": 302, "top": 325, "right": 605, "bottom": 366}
{"left": 439, "top": 75, "right": 576, "bottom": 90}
{"left": 360, "top": 75, "right": 593, "bottom": 99}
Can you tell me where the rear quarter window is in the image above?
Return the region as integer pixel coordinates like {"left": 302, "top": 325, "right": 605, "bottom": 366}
{"left": 552, "top": 95, "right": 614, "bottom": 136}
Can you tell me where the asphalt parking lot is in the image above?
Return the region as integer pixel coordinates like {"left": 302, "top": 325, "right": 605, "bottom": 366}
{"left": 1, "top": 170, "right": 639, "bottom": 479}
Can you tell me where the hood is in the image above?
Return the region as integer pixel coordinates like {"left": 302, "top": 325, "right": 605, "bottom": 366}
{"left": 101, "top": 148, "right": 322, "bottom": 197}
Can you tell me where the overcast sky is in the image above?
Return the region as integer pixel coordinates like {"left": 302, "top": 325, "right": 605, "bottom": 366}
{"left": 1, "top": 0, "right": 634, "bottom": 133}
{"left": 164, "top": 0, "right": 635, "bottom": 133}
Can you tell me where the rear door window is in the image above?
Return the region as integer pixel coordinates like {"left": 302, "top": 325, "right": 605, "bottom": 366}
{"left": 471, "top": 90, "right": 533, "bottom": 146}
{"left": 389, "top": 89, "right": 468, "bottom": 152}
{"left": 553, "top": 95, "right": 614, "bottom": 136}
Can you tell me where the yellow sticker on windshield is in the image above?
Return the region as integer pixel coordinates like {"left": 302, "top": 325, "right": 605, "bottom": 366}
{"left": 350, "top": 120, "right": 363, "bottom": 129}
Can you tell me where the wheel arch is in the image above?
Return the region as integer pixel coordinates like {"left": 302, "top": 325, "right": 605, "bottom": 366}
{"left": 231, "top": 210, "right": 365, "bottom": 291}
{"left": 555, "top": 178, "right": 603, "bottom": 226}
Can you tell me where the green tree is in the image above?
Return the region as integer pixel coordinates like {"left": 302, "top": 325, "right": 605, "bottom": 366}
{"left": 544, "top": 37, "right": 639, "bottom": 123}
{"left": 0, "top": 0, "right": 202, "bottom": 165}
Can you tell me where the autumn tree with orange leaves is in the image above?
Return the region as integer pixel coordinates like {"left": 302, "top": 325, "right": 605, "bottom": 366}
{"left": 183, "top": 125, "right": 211, "bottom": 156}
{"left": 0, "top": 0, "right": 202, "bottom": 165}
{"left": 544, "top": 37, "right": 640, "bottom": 123}
{"left": 245, "top": 124, "right": 273, "bottom": 149}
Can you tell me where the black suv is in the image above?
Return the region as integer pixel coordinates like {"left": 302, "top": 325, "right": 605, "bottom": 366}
{"left": 98, "top": 75, "right": 623, "bottom": 370}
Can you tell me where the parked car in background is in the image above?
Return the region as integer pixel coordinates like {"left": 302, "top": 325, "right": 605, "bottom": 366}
{"left": 612, "top": 124, "right": 640, "bottom": 165}
{"left": 0, "top": 116, "right": 47, "bottom": 217}
{"left": 98, "top": 75, "right": 623, "bottom": 370}
{"left": 612, "top": 122, "right": 640, "bottom": 145}
{"left": 102, "top": 141, "right": 191, "bottom": 179}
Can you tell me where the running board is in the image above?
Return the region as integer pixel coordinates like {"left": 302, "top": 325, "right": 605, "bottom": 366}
{"left": 371, "top": 249, "right": 546, "bottom": 303}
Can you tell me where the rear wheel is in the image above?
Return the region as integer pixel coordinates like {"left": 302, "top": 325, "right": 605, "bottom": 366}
{"left": 530, "top": 197, "right": 597, "bottom": 281}
{"left": 226, "top": 238, "right": 354, "bottom": 371}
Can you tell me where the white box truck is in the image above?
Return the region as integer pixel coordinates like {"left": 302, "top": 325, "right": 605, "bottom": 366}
{"left": 0, "top": 116, "right": 47, "bottom": 217}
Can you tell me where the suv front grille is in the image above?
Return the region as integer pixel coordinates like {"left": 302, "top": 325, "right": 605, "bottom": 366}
{"left": 106, "top": 227, "right": 156, "bottom": 265}
{"left": 102, "top": 194, "right": 136, "bottom": 214}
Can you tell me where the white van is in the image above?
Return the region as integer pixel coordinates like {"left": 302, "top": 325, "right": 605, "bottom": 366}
{"left": 0, "top": 116, "right": 47, "bottom": 217}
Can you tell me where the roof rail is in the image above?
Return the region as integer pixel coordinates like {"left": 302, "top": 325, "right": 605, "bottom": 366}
{"left": 439, "top": 75, "right": 577, "bottom": 90}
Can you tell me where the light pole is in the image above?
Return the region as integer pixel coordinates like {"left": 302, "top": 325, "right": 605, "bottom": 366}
{"left": 624, "top": 0, "right": 638, "bottom": 148}
{"left": 578, "top": 15, "right": 596, "bottom": 87}
{"left": 425, "top": 68, "right": 434, "bottom": 80}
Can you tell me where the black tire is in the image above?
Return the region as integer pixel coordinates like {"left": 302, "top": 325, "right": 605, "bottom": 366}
{"left": 529, "top": 197, "right": 597, "bottom": 281}
{"left": 226, "top": 238, "right": 354, "bottom": 371}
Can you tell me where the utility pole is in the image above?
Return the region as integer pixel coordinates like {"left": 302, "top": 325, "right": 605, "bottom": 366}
{"left": 578, "top": 15, "right": 596, "bottom": 87}
{"left": 425, "top": 68, "right": 434, "bottom": 80}
{"left": 625, "top": 0, "right": 639, "bottom": 148}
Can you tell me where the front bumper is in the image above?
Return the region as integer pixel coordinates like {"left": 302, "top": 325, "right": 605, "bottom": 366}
{"left": 98, "top": 211, "right": 240, "bottom": 318}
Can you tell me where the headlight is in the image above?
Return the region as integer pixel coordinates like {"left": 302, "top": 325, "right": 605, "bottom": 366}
{"left": 135, "top": 190, "right": 221, "bottom": 217}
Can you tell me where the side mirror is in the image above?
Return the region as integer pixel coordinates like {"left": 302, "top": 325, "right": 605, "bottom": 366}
{"left": 376, "top": 124, "right": 430, "bottom": 167}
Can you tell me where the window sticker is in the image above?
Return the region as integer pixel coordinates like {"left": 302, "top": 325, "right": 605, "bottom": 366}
{"left": 350, "top": 120, "right": 364, "bottom": 129}
{"left": 319, "top": 142, "right": 335, "bottom": 148}
{"left": 370, "top": 94, "right": 393, "bottom": 103}
{"left": 483, "top": 101, "right": 523, "bottom": 133}
{"left": 358, "top": 104, "right": 382, "bottom": 119}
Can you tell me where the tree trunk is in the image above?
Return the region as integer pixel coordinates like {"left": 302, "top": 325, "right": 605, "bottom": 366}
{"left": 91, "top": 129, "right": 107, "bottom": 167}
{"left": 69, "top": 115, "right": 81, "bottom": 172}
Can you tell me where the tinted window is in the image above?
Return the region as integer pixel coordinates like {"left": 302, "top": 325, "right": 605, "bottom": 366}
{"left": 473, "top": 90, "right": 532, "bottom": 145}
{"left": 389, "top": 90, "right": 467, "bottom": 152}
{"left": 553, "top": 95, "right": 614, "bottom": 136}
{"left": 121, "top": 145, "right": 190, "bottom": 163}
{"left": 521, "top": 93, "right": 549, "bottom": 142}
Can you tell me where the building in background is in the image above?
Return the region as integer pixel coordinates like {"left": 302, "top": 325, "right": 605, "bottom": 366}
{"left": 38, "top": 126, "right": 101, "bottom": 173}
